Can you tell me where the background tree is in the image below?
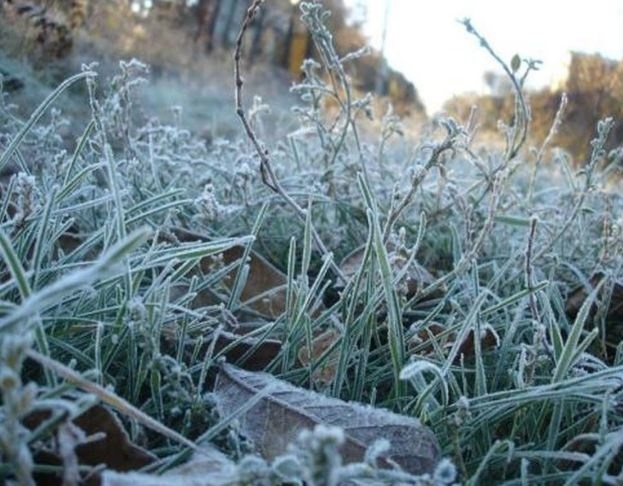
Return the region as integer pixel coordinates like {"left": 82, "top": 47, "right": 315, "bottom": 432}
{"left": 444, "top": 52, "right": 623, "bottom": 164}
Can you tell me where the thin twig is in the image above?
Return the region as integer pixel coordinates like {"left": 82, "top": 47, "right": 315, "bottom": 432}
{"left": 461, "top": 19, "right": 530, "bottom": 162}
{"left": 233, "top": 0, "right": 347, "bottom": 284}
{"left": 381, "top": 134, "right": 456, "bottom": 242}
{"left": 524, "top": 216, "right": 540, "bottom": 321}
{"left": 527, "top": 93, "right": 568, "bottom": 203}
{"left": 523, "top": 217, "right": 557, "bottom": 365}
{"left": 534, "top": 118, "right": 615, "bottom": 261}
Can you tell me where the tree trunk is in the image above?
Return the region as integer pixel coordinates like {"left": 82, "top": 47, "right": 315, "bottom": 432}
{"left": 194, "top": 0, "right": 209, "bottom": 44}
{"left": 249, "top": 4, "right": 265, "bottom": 64}
{"left": 205, "top": 0, "right": 220, "bottom": 53}
{"left": 221, "top": 0, "right": 238, "bottom": 48}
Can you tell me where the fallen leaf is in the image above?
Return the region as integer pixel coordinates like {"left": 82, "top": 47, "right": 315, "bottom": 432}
{"left": 340, "top": 244, "right": 439, "bottom": 300}
{"left": 565, "top": 272, "right": 623, "bottom": 358}
{"left": 408, "top": 321, "right": 499, "bottom": 362}
{"left": 162, "top": 318, "right": 282, "bottom": 376}
{"left": 173, "top": 228, "right": 287, "bottom": 318}
{"left": 72, "top": 405, "right": 156, "bottom": 471}
{"left": 297, "top": 328, "right": 341, "bottom": 387}
{"left": 210, "top": 328, "right": 282, "bottom": 371}
{"left": 565, "top": 272, "right": 623, "bottom": 322}
{"left": 202, "top": 245, "right": 287, "bottom": 318}
{"left": 408, "top": 322, "right": 449, "bottom": 355}
{"left": 456, "top": 327, "right": 500, "bottom": 360}
{"left": 23, "top": 223, "right": 289, "bottom": 319}
{"left": 213, "top": 362, "right": 440, "bottom": 475}
{"left": 25, "top": 404, "right": 156, "bottom": 485}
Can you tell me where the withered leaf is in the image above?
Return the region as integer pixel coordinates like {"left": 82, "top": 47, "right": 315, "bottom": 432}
{"left": 408, "top": 321, "right": 499, "bottom": 362}
{"left": 211, "top": 328, "right": 282, "bottom": 371}
{"left": 565, "top": 272, "right": 623, "bottom": 322}
{"left": 340, "top": 244, "right": 438, "bottom": 299}
{"left": 163, "top": 319, "right": 283, "bottom": 376}
{"left": 213, "top": 362, "right": 440, "bottom": 475}
{"left": 297, "top": 328, "right": 341, "bottom": 387}
{"left": 202, "top": 245, "right": 287, "bottom": 318}
{"left": 172, "top": 228, "right": 287, "bottom": 318}
{"left": 72, "top": 404, "right": 156, "bottom": 472}
{"left": 565, "top": 272, "right": 623, "bottom": 356}
{"left": 25, "top": 405, "right": 155, "bottom": 485}
{"left": 455, "top": 327, "right": 499, "bottom": 360}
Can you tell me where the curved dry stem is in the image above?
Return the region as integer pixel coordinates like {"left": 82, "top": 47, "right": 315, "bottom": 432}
{"left": 233, "top": 0, "right": 346, "bottom": 284}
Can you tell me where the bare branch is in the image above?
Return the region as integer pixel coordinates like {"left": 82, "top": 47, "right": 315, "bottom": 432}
{"left": 233, "top": 0, "right": 347, "bottom": 284}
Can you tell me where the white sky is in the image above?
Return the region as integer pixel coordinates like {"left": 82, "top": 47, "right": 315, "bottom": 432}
{"left": 344, "top": 0, "right": 623, "bottom": 114}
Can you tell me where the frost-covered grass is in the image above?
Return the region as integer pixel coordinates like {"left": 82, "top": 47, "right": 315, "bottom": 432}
{"left": 1, "top": 2, "right": 623, "bottom": 484}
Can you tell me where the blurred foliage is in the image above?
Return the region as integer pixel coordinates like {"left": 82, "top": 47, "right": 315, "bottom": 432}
{"left": 444, "top": 52, "right": 623, "bottom": 164}
{"left": 5, "top": 0, "right": 620, "bottom": 156}
{"left": 0, "top": 0, "right": 425, "bottom": 116}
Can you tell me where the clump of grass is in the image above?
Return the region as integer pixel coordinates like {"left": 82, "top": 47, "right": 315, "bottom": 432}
{"left": 1, "top": 1, "right": 623, "bottom": 484}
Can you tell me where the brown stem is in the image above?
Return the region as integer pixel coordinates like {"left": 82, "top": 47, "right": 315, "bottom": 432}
{"left": 233, "top": 0, "right": 347, "bottom": 284}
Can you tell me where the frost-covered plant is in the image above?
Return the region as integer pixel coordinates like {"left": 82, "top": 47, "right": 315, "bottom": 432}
{"left": 0, "top": 60, "right": 260, "bottom": 482}
{"left": 0, "top": 333, "right": 36, "bottom": 485}
{"left": 2, "top": 1, "right": 623, "bottom": 483}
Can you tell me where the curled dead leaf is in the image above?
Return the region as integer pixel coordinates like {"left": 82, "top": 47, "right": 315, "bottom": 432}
{"left": 456, "top": 327, "right": 500, "bottom": 360}
{"left": 13, "top": 221, "right": 289, "bottom": 320}
{"left": 566, "top": 272, "right": 623, "bottom": 322}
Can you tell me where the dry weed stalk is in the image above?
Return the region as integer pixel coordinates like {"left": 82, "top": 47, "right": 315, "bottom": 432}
{"left": 233, "top": 0, "right": 346, "bottom": 283}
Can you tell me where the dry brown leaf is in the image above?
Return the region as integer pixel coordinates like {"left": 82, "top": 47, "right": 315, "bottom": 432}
{"left": 163, "top": 319, "right": 283, "bottom": 375}
{"left": 202, "top": 245, "right": 287, "bottom": 318}
{"left": 25, "top": 405, "right": 156, "bottom": 485}
{"left": 297, "top": 328, "right": 341, "bottom": 387}
{"left": 0, "top": 178, "right": 286, "bottom": 319}
{"left": 210, "top": 328, "right": 282, "bottom": 371}
{"left": 72, "top": 405, "right": 156, "bottom": 471}
{"left": 19, "top": 222, "right": 288, "bottom": 319}
{"left": 213, "top": 362, "right": 440, "bottom": 475}
{"left": 455, "top": 327, "right": 500, "bottom": 360}
{"left": 408, "top": 322, "right": 449, "bottom": 355}
{"left": 408, "top": 322, "right": 498, "bottom": 362}
{"left": 340, "top": 244, "right": 439, "bottom": 300}
{"left": 173, "top": 228, "right": 287, "bottom": 318}
{"left": 565, "top": 272, "right": 623, "bottom": 357}
{"left": 566, "top": 272, "right": 623, "bottom": 322}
